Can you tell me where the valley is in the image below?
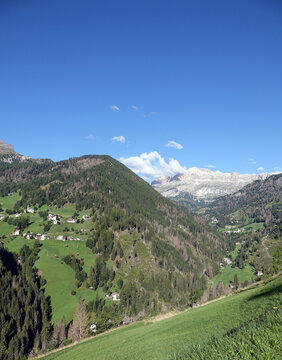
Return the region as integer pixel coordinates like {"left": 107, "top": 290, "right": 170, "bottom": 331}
{"left": 0, "top": 150, "right": 281, "bottom": 359}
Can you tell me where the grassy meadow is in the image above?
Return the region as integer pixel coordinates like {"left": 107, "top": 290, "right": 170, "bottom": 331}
{"left": 213, "top": 264, "right": 255, "bottom": 286}
{"left": 39, "top": 277, "right": 282, "bottom": 360}
{"left": 0, "top": 195, "right": 101, "bottom": 324}
{"left": 0, "top": 191, "right": 20, "bottom": 210}
{"left": 5, "top": 236, "right": 99, "bottom": 323}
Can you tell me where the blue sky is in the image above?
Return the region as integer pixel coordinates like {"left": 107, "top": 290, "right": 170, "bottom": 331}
{"left": 0, "top": 0, "right": 281, "bottom": 179}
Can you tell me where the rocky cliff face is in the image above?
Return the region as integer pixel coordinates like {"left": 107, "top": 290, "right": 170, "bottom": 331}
{"left": 0, "top": 139, "right": 15, "bottom": 154}
{"left": 151, "top": 167, "right": 273, "bottom": 201}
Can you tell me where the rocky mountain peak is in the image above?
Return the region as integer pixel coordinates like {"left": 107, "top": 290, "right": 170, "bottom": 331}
{"left": 0, "top": 139, "right": 15, "bottom": 154}
{"left": 151, "top": 167, "right": 274, "bottom": 201}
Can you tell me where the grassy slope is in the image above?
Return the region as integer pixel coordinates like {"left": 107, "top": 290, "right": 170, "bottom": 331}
{"left": 213, "top": 265, "right": 254, "bottom": 286}
{"left": 0, "top": 201, "right": 151, "bottom": 324}
{"left": 39, "top": 276, "right": 281, "bottom": 360}
{"left": 0, "top": 192, "right": 20, "bottom": 210}
{"left": 212, "top": 244, "right": 255, "bottom": 285}
{"left": 0, "top": 221, "right": 13, "bottom": 236}
{"left": 5, "top": 237, "right": 98, "bottom": 324}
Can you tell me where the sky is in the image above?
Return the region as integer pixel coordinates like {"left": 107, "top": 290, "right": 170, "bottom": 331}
{"left": 0, "top": 0, "right": 282, "bottom": 180}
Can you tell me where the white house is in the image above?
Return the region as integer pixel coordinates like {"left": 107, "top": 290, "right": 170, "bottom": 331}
{"left": 67, "top": 218, "right": 76, "bottom": 224}
{"left": 23, "top": 232, "right": 35, "bottom": 240}
{"left": 40, "top": 234, "right": 47, "bottom": 240}
{"left": 112, "top": 292, "right": 120, "bottom": 301}
{"left": 47, "top": 214, "right": 60, "bottom": 225}
{"left": 223, "top": 257, "right": 232, "bottom": 265}
{"left": 0, "top": 214, "right": 5, "bottom": 221}
{"left": 26, "top": 206, "right": 34, "bottom": 214}
{"left": 82, "top": 214, "right": 90, "bottom": 220}
{"left": 90, "top": 323, "right": 97, "bottom": 333}
{"left": 257, "top": 270, "right": 263, "bottom": 276}
{"left": 12, "top": 227, "right": 20, "bottom": 236}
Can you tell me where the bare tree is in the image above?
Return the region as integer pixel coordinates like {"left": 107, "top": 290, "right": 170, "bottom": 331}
{"left": 53, "top": 318, "right": 66, "bottom": 346}
{"left": 68, "top": 298, "right": 89, "bottom": 342}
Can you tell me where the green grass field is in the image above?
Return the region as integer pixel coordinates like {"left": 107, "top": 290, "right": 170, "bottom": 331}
{"left": 0, "top": 192, "right": 20, "bottom": 210}
{"left": 39, "top": 277, "right": 282, "bottom": 360}
{"left": 244, "top": 222, "right": 264, "bottom": 231}
{"left": 5, "top": 237, "right": 98, "bottom": 324}
{"left": 213, "top": 265, "right": 254, "bottom": 286}
{"left": 0, "top": 198, "right": 116, "bottom": 324}
{"left": 0, "top": 221, "right": 13, "bottom": 236}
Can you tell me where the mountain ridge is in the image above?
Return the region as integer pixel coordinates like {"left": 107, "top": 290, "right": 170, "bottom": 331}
{"left": 152, "top": 167, "right": 277, "bottom": 202}
{"left": 0, "top": 139, "right": 15, "bottom": 154}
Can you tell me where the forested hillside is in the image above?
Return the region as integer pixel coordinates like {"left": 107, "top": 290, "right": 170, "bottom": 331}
{"left": 202, "top": 173, "right": 282, "bottom": 275}
{"left": 0, "top": 245, "right": 52, "bottom": 359}
{"left": 0, "top": 154, "right": 228, "bottom": 356}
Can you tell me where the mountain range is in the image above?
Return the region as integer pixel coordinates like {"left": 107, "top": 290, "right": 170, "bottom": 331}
{"left": 152, "top": 167, "right": 275, "bottom": 203}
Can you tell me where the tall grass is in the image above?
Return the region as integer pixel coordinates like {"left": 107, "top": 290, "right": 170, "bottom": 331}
{"left": 170, "top": 280, "right": 282, "bottom": 360}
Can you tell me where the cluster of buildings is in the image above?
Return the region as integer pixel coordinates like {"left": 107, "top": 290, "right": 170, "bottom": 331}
{"left": 23, "top": 232, "right": 49, "bottom": 240}
{"left": 66, "top": 215, "right": 90, "bottom": 223}
{"left": 224, "top": 225, "right": 244, "bottom": 234}
{"left": 47, "top": 213, "right": 62, "bottom": 225}
{"left": 2, "top": 209, "right": 91, "bottom": 242}
{"left": 56, "top": 235, "right": 82, "bottom": 241}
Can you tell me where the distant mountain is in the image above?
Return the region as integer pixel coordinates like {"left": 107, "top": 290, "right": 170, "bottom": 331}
{"left": 209, "top": 173, "right": 282, "bottom": 225}
{"left": 152, "top": 167, "right": 273, "bottom": 202}
{"left": 0, "top": 139, "right": 15, "bottom": 154}
{"left": 0, "top": 139, "right": 34, "bottom": 163}
{"left": 205, "top": 173, "right": 282, "bottom": 273}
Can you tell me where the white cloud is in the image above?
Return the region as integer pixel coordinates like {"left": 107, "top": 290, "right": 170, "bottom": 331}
{"left": 85, "top": 134, "right": 94, "bottom": 140}
{"left": 120, "top": 151, "right": 186, "bottom": 180}
{"left": 274, "top": 166, "right": 282, "bottom": 172}
{"left": 257, "top": 167, "right": 264, "bottom": 172}
{"left": 144, "top": 111, "right": 156, "bottom": 118}
{"left": 112, "top": 136, "right": 125, "bottom": 143}
{"left": 248, "top": 158, "right": 257, "bottom": 165}
{"left": 165, "top": 140, "right": 183, "bottom": 150}
{"left": 205, "top": 164, "right": 216, "bottom": 168}
{"left": 131, "top": 105, "right": 138, "bottom": 110}
{"left": 110, "top": 105, "right": 120, "bottom": 112}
